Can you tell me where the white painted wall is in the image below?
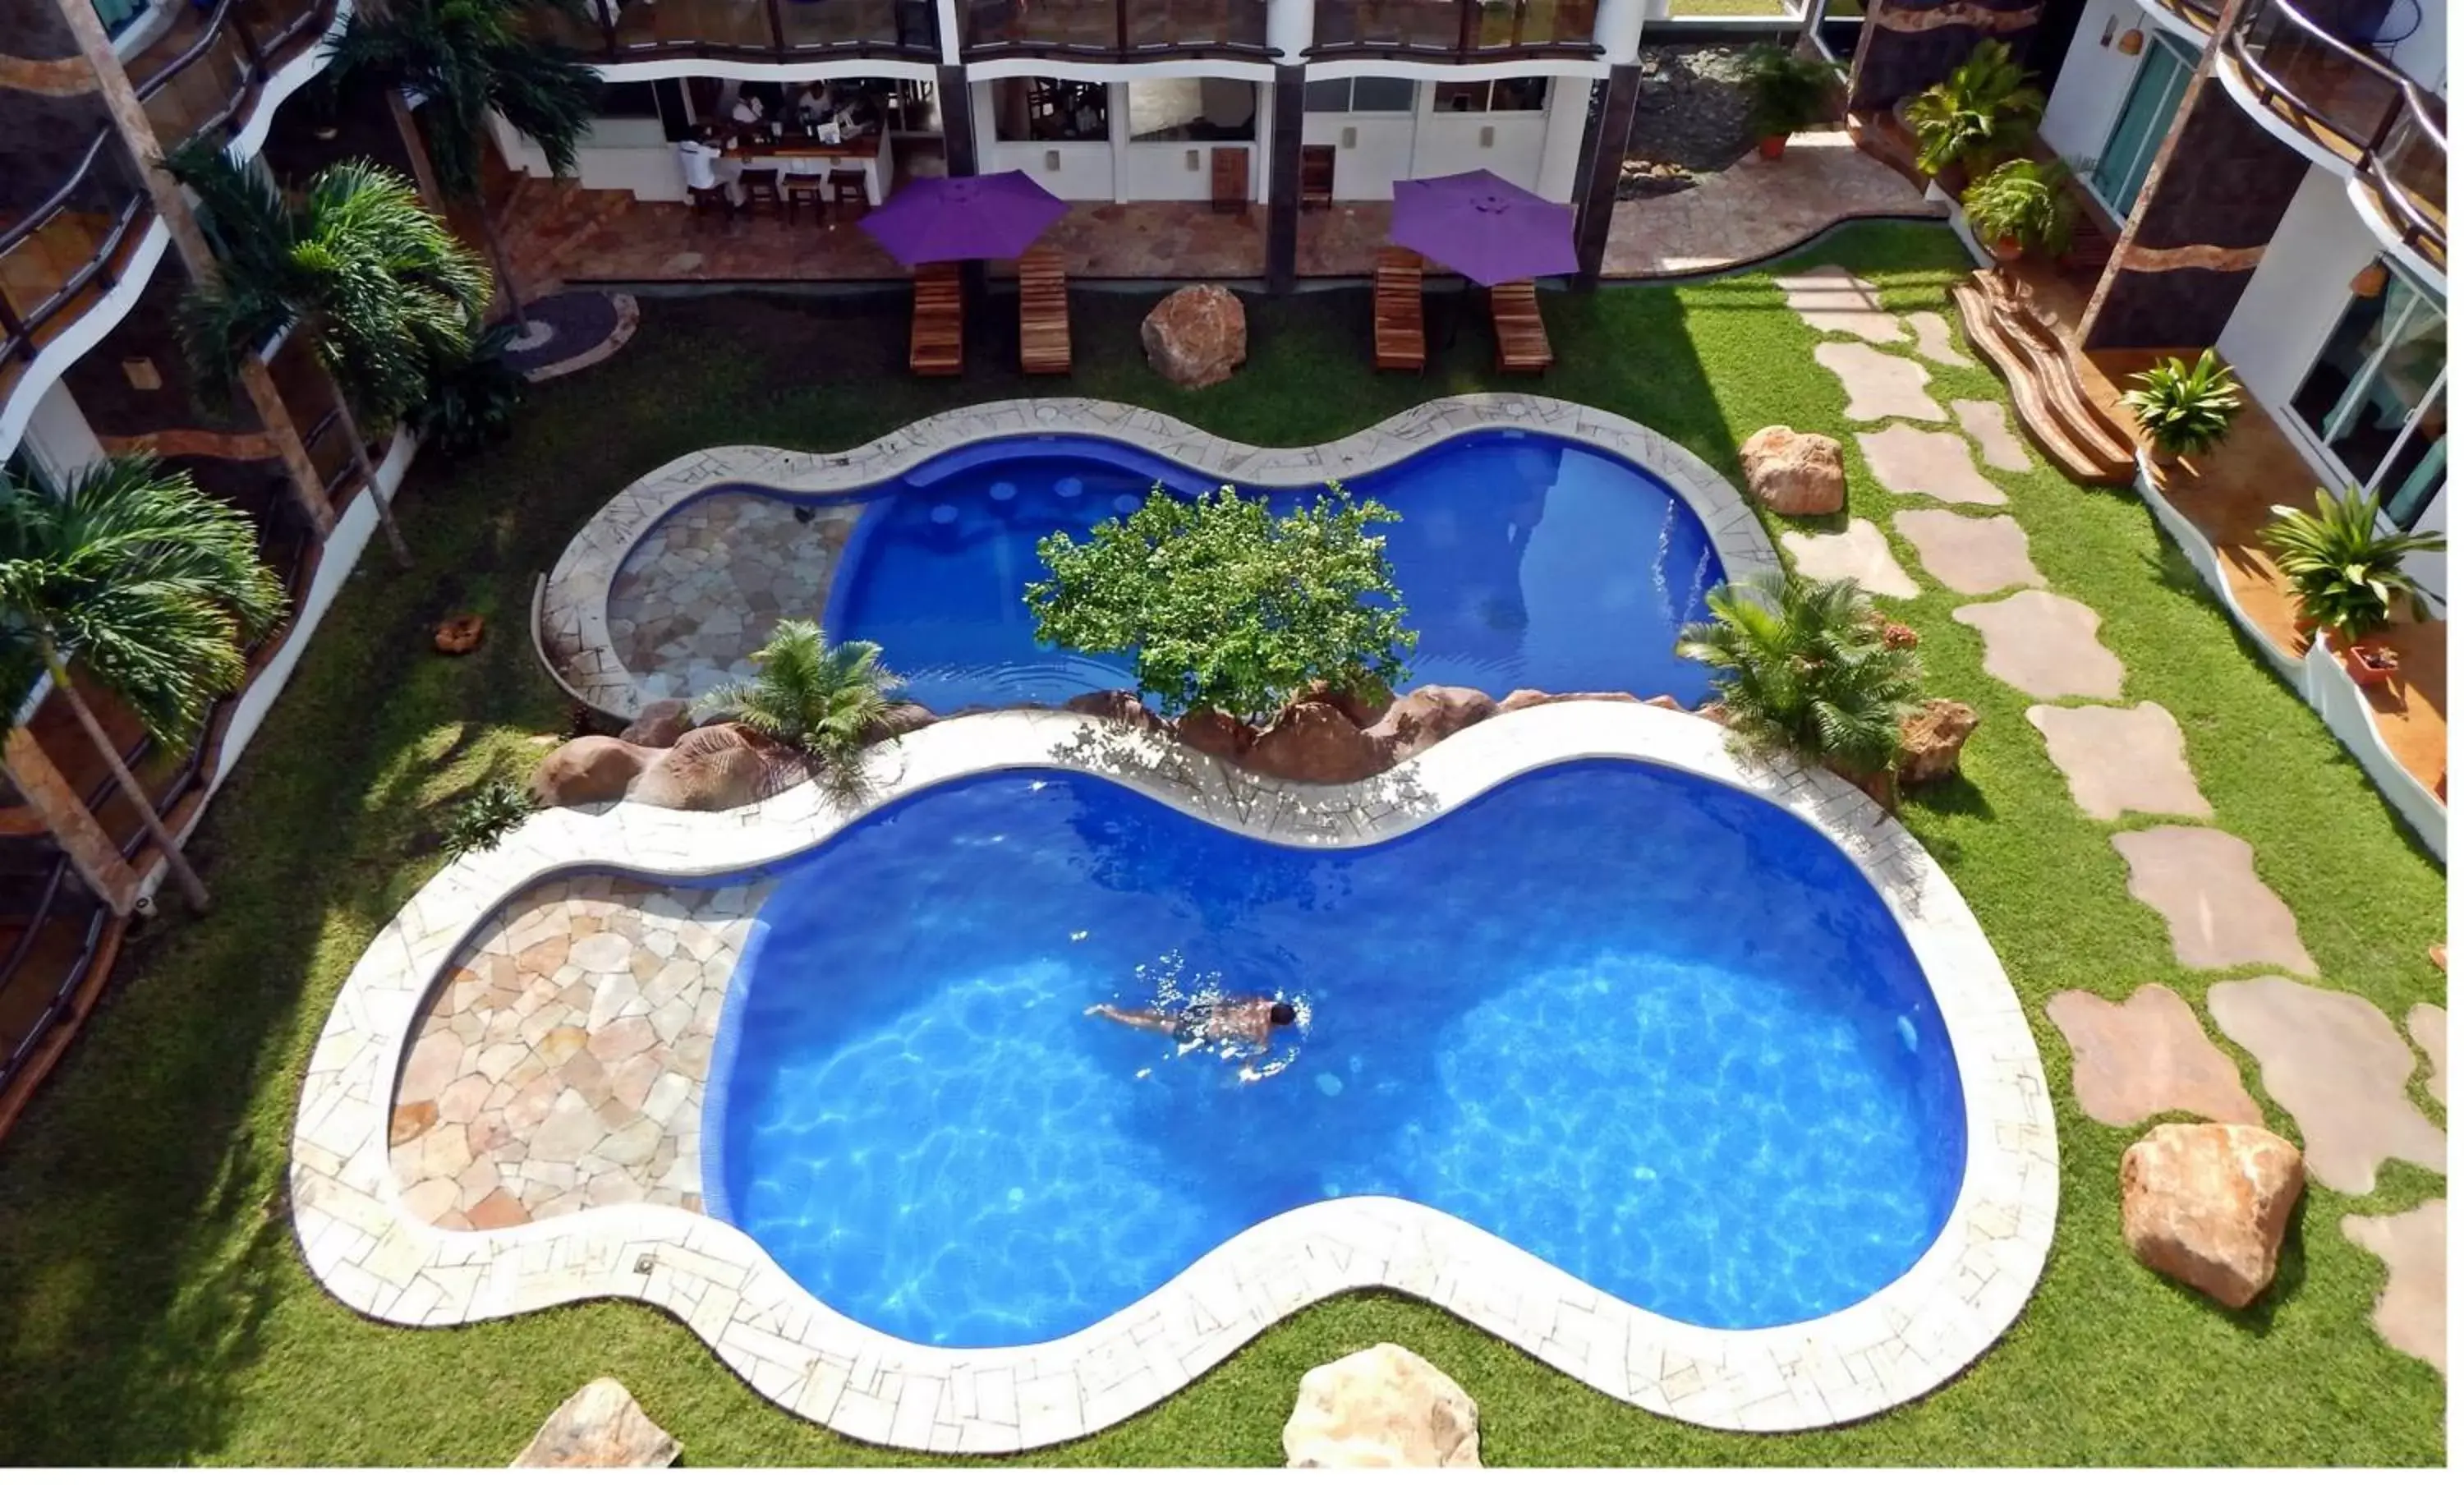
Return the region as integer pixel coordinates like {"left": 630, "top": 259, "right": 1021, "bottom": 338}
{"left": 1303, "top": 110, "right": 1417, "bottom": 200}
{"left": 1414, "top": 112, "right": 1549, "bottom": 192}
{"left": 1120, "top": 142, "right": 1257, "bottom": 203}
{"left": 2218, "top": 164, "right": 2385, "bottom": 409}
{"left": 2380, "top": 0, "right": 2446, "bottom": 94}
{"left": 979, "top": 137, "right": 1116, "bottom": 200}
{"left": 20, "top": 380, "right": 106, "bottom": 483}
{"left": 2039, "top": 0, "right": 2149, "bottom": 172}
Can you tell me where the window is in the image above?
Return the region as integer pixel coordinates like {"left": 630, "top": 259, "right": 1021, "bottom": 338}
{"left": 2292, "top": 265, "right": 2448, "bottom": 530}
{"left": 1432, "top": 76, "right": 1547, "bottom": 113}
{"left": 1303, "top": 76, "right": 1416, "bottom": 113}
{"left": 2087, "top": 31, "right": 2195, "bottom": 216}
{"left": 1127, "top": 79, "right": 1256, "bottom": 143}
{"left": 92, "top": 0, "right": 149, "bottom": 39}
{"left": 992, "top": 77, "right": 1108, "bottom": 144}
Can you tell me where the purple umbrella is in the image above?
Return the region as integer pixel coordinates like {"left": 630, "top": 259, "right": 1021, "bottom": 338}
{"left": 861, "top": 171, "right": 1069, "bottom": 264}
{"left": 1388, "top": 170, "right": 1577, "bottom": 286}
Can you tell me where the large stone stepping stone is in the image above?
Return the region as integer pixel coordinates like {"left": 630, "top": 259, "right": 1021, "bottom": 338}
{"left": 1781, "top": 517, "right": 1919, "bottom": 600}
{"left": 2047, "top": 984, "right": 2261, "bottom": 1127}
{"left": 1953, "top": 591, "right": 2126, "bottom": 700}
{"left": 1955, "top": 398, "right": 2032, "bottom": 472}
{"left": 513, "top": 1377, "right": 680, "bottom": 1467}
{"left": 1285, "top": 1343, "right": 1481, "bottom": 1468}
{"left": 1817, "top": 343, "right": 1947, "bottom": 422}
{"left": 1905, "top": 310, "right": 1974, "bottom": 367}
{"left": 2341, "top": 1200, "right": 2446, "bottom": 1374}
{"left": 1859, "top": 425, "right": 2005, "bottom": 504}
{"left": 2407, "top": 1004, "right": 2445, "bottom": 1105}
{"left": 1892, "top": 509, "right": 2043, "bottom": 594}
{"left": 2112, "top": 831, "right": 2314, "bottom": 976}
{"left": 2025, "top": 702, "right": 2213, "bottom": 820}
{"left": 2208, "top": 975, "right": 2448, "bottom": 1193}
{"left": 1773, "top": 265, "right": 1906, "bottom": 343}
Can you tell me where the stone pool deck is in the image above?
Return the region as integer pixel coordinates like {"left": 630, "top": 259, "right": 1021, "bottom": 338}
{"left": 293, "top": 703, "right": 2056, "bottom": 1451}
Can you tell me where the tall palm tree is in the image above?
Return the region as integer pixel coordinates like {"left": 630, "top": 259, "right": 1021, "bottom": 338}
{"left": 329, "top": 0, "right": 601, "bottom": 322}
{"left": 168, "top": 142, "right": 493, "bottom": 568}
{"left": 0, "top": 457, "right": 288, "bottom": 911}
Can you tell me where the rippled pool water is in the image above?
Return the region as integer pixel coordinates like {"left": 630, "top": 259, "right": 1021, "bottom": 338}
{"left": 706, "top": 761, "right": 1966, "bottom": 1349}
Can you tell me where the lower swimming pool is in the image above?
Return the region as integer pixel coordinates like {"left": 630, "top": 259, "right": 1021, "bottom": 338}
{"left": 706, "top": 759, "right": 1966, "bottom": 1349}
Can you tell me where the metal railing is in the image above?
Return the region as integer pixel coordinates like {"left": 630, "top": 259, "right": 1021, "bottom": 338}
{"left": 2227, "top": 0, "right": 2445, "bottom": 264}
{"left": 1306, "top": 0, "right": 1602, "bottom": 60}
{"left": 533, "top": 0, "right": 941, "bottom": 61}
{"left": 0, "top": 131, "right": 152, "bottom": 379}
{"left": 960, "top": 0, "right": 1271, "bottom": 58}
{"left": 0, "top": 848, "right": 112, "bottom": 1099}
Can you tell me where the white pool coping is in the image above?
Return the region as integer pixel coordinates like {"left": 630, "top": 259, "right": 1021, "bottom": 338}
{"left": 536, "top": 395, "right": 1782, "bottom": 720}
{"left": 290, "top": 704, "right": 2057, "bottom": 1452}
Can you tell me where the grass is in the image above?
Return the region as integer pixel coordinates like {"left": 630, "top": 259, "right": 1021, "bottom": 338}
{"left": 0, "top": 223, "right": 2443, "bottom": 1465}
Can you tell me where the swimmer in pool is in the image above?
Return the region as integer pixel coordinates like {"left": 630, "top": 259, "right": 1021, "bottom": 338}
{"left": 1086, "top": 996, "right": 1297, "bottom": 1050}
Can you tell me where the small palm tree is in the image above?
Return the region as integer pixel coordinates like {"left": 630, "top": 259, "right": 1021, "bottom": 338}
{"left": 1676, "top": 572, "right": 1924, "bottom": 807}
{"left": 329, "top": 0, "right": 600, "bottom": 322}
{"left": 169, "top": 142, "right": 493, "bottom": 568}
{"left": 0, "top": 457, "right": 288, "bottom": 910}
{"left": 696, "top": 619, "right": 906, "bottom": 794}
{"left": 2260, "top": 487, "right": 2448, "bottom": 641}
{"left": 1905, "top": 39, "right": 2046, "bottom": 180}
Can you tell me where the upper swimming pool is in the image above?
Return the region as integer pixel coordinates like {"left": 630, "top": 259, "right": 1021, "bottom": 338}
{"left": 729, "top": 430, "right": 1726, "bottom": 711}
{"left": 706, "top": 759, "right": 1967, "bottom": 1349}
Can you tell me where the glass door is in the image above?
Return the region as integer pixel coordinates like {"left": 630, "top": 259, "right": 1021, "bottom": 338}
{"left": 2089, "top": 32, "right": 2196, "bottom": 217}
{"left": 2292, "top": 266, "right": 2448, "bottom": 529}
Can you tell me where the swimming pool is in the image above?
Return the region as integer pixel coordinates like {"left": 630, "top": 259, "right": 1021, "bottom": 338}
{"left": 728, "top": 430, "right": 1726, "bottom": 711}
{"left": 706, "top": 758, "right": 1967, "bottom": 1349}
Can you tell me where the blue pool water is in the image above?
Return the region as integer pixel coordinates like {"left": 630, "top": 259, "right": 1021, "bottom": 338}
{"left": 707, "top": 761, "right": 1966, "bottom": 1348}
{"left": 775, "top": 431, "right": 1725, "bottom": 712}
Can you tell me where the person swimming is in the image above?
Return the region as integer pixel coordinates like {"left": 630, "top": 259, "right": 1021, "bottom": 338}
{"left": 1086, "top": 995, "right": 1297, "bottom": 1051}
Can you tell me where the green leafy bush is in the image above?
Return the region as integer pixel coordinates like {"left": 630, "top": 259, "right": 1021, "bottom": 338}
{"left": 2119, "top": 348, "right": 2244, "bottom": 459}
{"left": 2259, "top": 487, "right": 2447, "bottom": 641}
{"left": 1905, "top": 39, "right": 2046, "bottom": 178}
{"left": 1743, "top": 44, "right": 1837, "bottom": 142}
{"left": 1027, "top": 484, "right": 1417, "bottom": 724}
{"left": 441, "top": 776, "right": 536, "bottom": 859}
{"left": 411, "top": 322, "right": 527, "bottom": 458}
{"left": 1961, "top": 157, "right": 2078, "bottom": 260}
{"left": 696, "top": 618, "right": 905, "bottom": 786}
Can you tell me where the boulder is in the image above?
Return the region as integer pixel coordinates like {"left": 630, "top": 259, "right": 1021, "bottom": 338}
{"left": 1141, "top": 284, "right": 1248, "bottom": 389}
{"left": 1064, "top": 689, "right": 1165, "bottom": 731}
{"left": 624, "top": 724, "right": 808, "bottom": 811}
{"left": 530, "top": 736, "right": 659, "bottom": 808}
{"left": 433, "top": 614, "right": 485, "bottom": 655}
{"left": 1738, "top": 426, "right": 1847, "bottom": 516}
{"left": 858, "top": 700, "right": 939, "bottom": 745}
{"left": 512, "top": 1377, "right": 680, "bottom": 1468}
{"left": 618, "top": 699, "right": 693, "bottom": 749}
{"left": 1175, "top": 708, "right": 1257, "bottom": 761}
{"left": 1283, "top": 1343, "right": 1481, "bottom": 1469}
{"left": 1297, "top": 679, "right": 1390, "bottom": 731}
{"left": 1898, "top": 698, "right": 1980, "bottom": 788}
{"left": 2120, "top": 1121, "right": 2305, "bottom": 1308}
{"left": 1247, "top": 700, "right": 1389, "bottom": 784}
{"left": 1366, "top": 684, "right": 1498, "bottom": 764}
{"left": 1497, "top": 688, "right": 1648, "bottom": 713}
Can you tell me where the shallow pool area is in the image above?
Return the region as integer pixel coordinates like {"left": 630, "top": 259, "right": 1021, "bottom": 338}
{"left": 707, "top": 761, "right": 1965, "bottom": 1349}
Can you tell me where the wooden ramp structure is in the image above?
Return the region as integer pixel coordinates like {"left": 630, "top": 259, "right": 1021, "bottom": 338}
{"left": 908, "top": 261, "right": 963, "bottom": 377}
{"left": 1018, "top": 245, "right": 1071, "bottom": 375}
{"left": 1489, "top": 279, "right": 1551, "bottom": 375}
{"left": 1372, "top": 247, "right": 1425, "bottom": 373}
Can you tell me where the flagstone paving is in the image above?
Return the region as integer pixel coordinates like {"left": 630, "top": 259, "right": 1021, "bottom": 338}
{"left": 1904, "top": 310, "right": 1974, "bottom": 369}
{"left": 2207, "top": 976, "right": 2446, "bottom": 1195}
{"left": 1814, "top": 343, "right": 1947, "bottom": 423}
{"left": 1952, "top": 398, "right": 2032, "bottom": 472}
{"left": 2407, "top": 1004, "right": 2445, "bottom": 1105}
{"left": 1953, "top": 591, "right": 2126, "bottom": 700}
{"left": 2342, "top": 1201, "right": 2447, "bottom": 1375}
{"left": 1891, "top": 510, "right": 2043, "bottom": 595}
{"left": 389, "top": 874, "right": 765, "bottom": 1228}
{"left": 1771, "top": 265, "right": 1905, "bottom": 343}
{"left": 2044, "top": 983, "right": 2262, "bottom": 1128}
{"left": 1779, "top": 517, "right": 1919, "bottom": 600}
{"left": 2025, "top": 703, "right": 2212, "bottom": 821}
{"left": 1859, "top": 425, "right": 2007, "bottom": 505}
{"left": 607, "top": 494, "right": 860, "bottom": 705}
{"left": 2111, "top": 831, "right": 2315, "bottom": 977}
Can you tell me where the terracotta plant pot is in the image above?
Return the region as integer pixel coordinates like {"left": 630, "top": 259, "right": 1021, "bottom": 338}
{"left": 433, "top": 614, "right": 486, "bottom": 656}
{"left": 2342, "top": 640, "right": 2401, "bottom": 687}
{"left": 1758, "top": 135, "right": 1787, "bottom": 161}
{"left": 1989, "top": 236, "right": 2025, "bottom": 264}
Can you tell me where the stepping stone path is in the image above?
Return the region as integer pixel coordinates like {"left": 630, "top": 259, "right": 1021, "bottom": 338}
{"left": 2341, "top": 1201, "right": 2447, "bottom": 1374}
{"left": 1780, "top": 517, "right": 1919, "bottom": 600}
{"left": 2208, "top": 976, "right": 2447, "bottom": 1193}
{"left": 1859, "top": 425, "right": 2007, "bottom": 504}
{"left": 2407, "top": 1004, "right": 2445, "bottom": 1105}
{"left": 2045, "top": 983, "right": 2262, "bottom": 1127}
{"left": 1815, "top": 343, "right": 1947, "bottom": 422}
{"left": 2112, "top": 830, "right": 2315, "bottom": 975}
{"left": 514, "top": 1377, "right": 682, "bottom": 1467}
{"left": 2025, "top": 702, "right": 2213, "bottom": 820}
{"left": 1905, "top": 310, "right": 1974, "bottom": 368}
{"left": 1892, "top": 510, "right": 2043, "bottom": 594}
{"left": 1954, "top": 398, "right": 2032, "bottom": 472}
{"left": 1772, "top": 266, "right": 1906, "bottom": 343}
{"left": 1953, "top": 591, "right": 2126, "bottom": 700}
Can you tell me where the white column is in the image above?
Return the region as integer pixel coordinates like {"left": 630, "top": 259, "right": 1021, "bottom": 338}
{"left": 1597, "top": 0, "right": 1650, "bottom": 67}
{"left": 1267, "top": 0, "right": 1315, "bottom": 65}
{"left": 936, "top": 0, "right": 963, "bottom": 65}
{"left": 1537, "top": 77, "right": 1591, "bottom": 202}
{"left": 1110, "top": 82, "right": 1132, "bottom": 204}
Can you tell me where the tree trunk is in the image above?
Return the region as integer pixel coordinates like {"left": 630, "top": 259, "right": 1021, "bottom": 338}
{"left": 40, "top": 651, "right": 209, "bottom": 913}
{"left": 324, "top": 368, "right": 412, "bottom": 568}
{"left": 477, "top": 204, "right": 528, "bottom": 326}
{"left": 239, "top": 356, "right": 334, "bottom": 538}
{"left": 2, "top": 727, "right": 140, "bottom": 915}
{"left": 383, "top": 85, "right": 525, "bottom": 323}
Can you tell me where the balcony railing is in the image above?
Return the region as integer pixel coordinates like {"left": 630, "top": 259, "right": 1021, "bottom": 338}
{"left": 534, "top": 0, "right": 940, "bottom": 61}
{"left": 959, "top": 0, "right": 1271, "bottom": 60}
{"left": 2227, "top": 0, "right": 2445, "bottom": 266}
{"left": 1307, "top": 0, "right": 1601, "bottom": 60}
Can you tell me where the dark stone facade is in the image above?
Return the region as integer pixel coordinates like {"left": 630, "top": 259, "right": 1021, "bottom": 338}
{"left": 1846, "top": 1, "right": 2045, "bottom": 113}
{"left": 59, "top": 256, "right": 257, "bottom": 439}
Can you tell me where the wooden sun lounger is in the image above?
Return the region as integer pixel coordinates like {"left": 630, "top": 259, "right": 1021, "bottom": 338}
{"left": 909, "top": 261, "right": 963, "bottom": 377}
{"left": 1372, "top": 246, "right": 1425, "bottom": 374}
{"left": 1490, "top": 278, "right": 1551, "bottom": 375}
{"left": 1017, "top": 244, "right": 1071, "bottom": 375}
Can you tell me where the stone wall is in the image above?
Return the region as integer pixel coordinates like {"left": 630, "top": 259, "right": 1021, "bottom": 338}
{"left": 1847, "top": 1, "right": 2046, "bottom": 113}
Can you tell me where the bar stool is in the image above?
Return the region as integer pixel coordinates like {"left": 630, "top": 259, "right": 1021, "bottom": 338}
{"left": 738, "top": 167, "right": 784, "bottom": 221}
{"left": 826, "top": 171, "right": 869, "bottom": 228}
{"left": 687, "top": 184, "right": 733, "bottom": 223}
{"left": 784, "top": 172, "right": 824, "bottom": 225}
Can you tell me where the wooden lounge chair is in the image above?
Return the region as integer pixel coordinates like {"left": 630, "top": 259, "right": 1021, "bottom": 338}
{"left": 1372, "top": 247, "right": 1424, "bottom": 374}
{"left": 1018, "top": 244, "right": 1071, "bottom": 375}
{"left": 1490, "top": 278, "right": 1551, "bottom": 375}
{"left": 909, "top": 262, "right": 963, "bottom": 377}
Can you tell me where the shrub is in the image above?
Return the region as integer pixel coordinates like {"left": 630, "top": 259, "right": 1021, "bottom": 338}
{"left": 1961, "top": 158, "right": 2078, "bottom": 260}
{"left": 441, "top": 776, "right": 536, "bottom": 859}
{"left": 411, "top": 321, "right": 527, "bottom": 458}
{"left": 1027, "top": 483, "right": 1417, "bottom": 725}
{"left": 2259, "top": 488, "right": 2447, "bottom": 641}
{"left": 1743, "top": 44, "right": 1837, "bottom": 142}
{"left": 1905, "top": 39, "right": 2046, "bottom": 178}
{"left": 696, "top": 618, "right": 905, "bottom": 788}
{"left": 2120, "top": 348, "right": 2244, "bottom": 460}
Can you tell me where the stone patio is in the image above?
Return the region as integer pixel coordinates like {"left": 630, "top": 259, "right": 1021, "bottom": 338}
{"left": 1780, "top": 517, "right": 1919, "bottom": 600}
{"left": 2208, "top": 977, "right": 2447, "bottom": 1195}
{"left": 1859, "top": 425, "right": 2007, "bottom": 505}
{"left": 1953, "top": 591, "right": 2126, "bottom": 701}
{"left": 2043, "top": 984, "right": 2260, "bottom": 1128}
{"left": 2110, "top": 830, "right": 2315, "bottom": 977}
{"left": 1891, "top": 511, "right": 2042, "bottom": 595}
{"left": 1602, "top": 133, "right": 1942, "bottom": 278}
{"left": 1816, "top": 343, "right": 1947, "bottom": 423}
{"left": 2025, "top": 703, "right": 2212, "bottom": 821}
{"left": 605, "top": 493, "right": 861, "bottom": 705}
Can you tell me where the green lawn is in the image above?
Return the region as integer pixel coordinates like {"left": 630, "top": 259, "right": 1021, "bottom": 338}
{"left": 0, "top": 223, "right": 2443, "bottom": 1465}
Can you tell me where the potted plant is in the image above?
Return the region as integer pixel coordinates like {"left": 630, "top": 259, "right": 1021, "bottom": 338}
{"left": 2259, "top": 487, "right": 2448, "bottom": 686}
{"left": 2119, "top": 349, "right": 2244, "bottom": 466}
{"left": 1905, "top": 39, "right": 2047, "bottom": 189}
{"left": 1743, "top": 44, "right": 1837, "bottom": 160}
{"left": 1960, "top": 157, "right": 2077, "bottom": 266}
